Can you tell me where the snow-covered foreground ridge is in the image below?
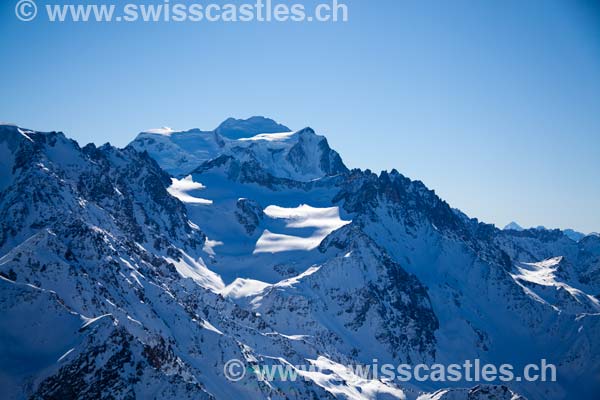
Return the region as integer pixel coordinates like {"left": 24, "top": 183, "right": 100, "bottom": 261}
{"left": 0, "top": 118, "right": 599, "bottom": 400}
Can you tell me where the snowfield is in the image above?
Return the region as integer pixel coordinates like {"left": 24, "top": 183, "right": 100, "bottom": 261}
{"left": 255, "top": 204, "right": 351, "bottom": 253}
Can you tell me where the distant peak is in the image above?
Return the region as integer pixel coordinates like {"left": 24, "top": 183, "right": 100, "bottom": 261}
{"left": 215, "top": 116, "right": 291, "bottom": 139}
{"left": 503, "top": 222, "right": 524, "bottom": 231}
{"left": 297, "top": 127, "right": 316, "bottom": 136}
{"left": 563, "top": 228, "right": 586, "bottom": 242}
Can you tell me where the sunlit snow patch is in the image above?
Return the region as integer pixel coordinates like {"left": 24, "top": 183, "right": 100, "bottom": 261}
{"left": 80, "top": 314, "right": 112, "bottom": 330}
{"left": 238, "top": 131, "right": 296, "bottom": 142}
{"left": 220, "top": 278, "right": 271, "bottom": 299}
{"left": 221, "top": 266, "right": 320, "bottom": 300}
{"left": 202, "top": 238, "right": 224, "bottom": 256}
{"left": 200, "top": 319, "right": 223, "bottom": 335}
{"left": 167, "top": 175, "right": 212, "bottom": 205}
{"left": 275, "top": 265, "right": 321, "bottom": 288}
{"left": 165, "top": 251, "right": 224, "bottom": 291}
{"left": 254, "top": 204, "right": 350, "bottom": 254}
{"left": 142, "top": 126, "right": 174, "bottom": 135}
{"left": 57, "top": 348, "right": 76, "bottom": 362}
{"left": 296, "top": 356, "right": 406, "bottom": 400}
{"left": 512, "top": 257, "right": 564, "bottom": 286}
{"left": 511, "top": 256, "right": 600, "bottom": 312}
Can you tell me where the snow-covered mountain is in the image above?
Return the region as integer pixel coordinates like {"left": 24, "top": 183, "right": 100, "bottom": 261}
{"left": 1, "top": 118, "right": 599, "bottom": 400}
{"left": 129, "top": 117, "right": 347, "bottom": 180}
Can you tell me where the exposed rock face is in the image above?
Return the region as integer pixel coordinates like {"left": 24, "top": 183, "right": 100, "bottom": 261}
{"left": 235, "top": 198, "right": 264, "bottom": 235}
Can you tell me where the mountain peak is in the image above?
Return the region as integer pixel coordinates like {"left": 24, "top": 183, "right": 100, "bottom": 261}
{"left": 503, "top": 221, "right": 524, "bottom": 231}
{"left": 215, "top": 116, "right": 291, "bottom": 139}
{"left": 297, "top": 126, "right": 316, "bottom": 136}
{"left": 129, "top": 120, "right": 347, "bottom": 181}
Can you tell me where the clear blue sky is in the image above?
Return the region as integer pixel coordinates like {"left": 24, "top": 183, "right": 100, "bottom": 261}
{"left": 1, "top": 0, "right": 599, "bottom": 232}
